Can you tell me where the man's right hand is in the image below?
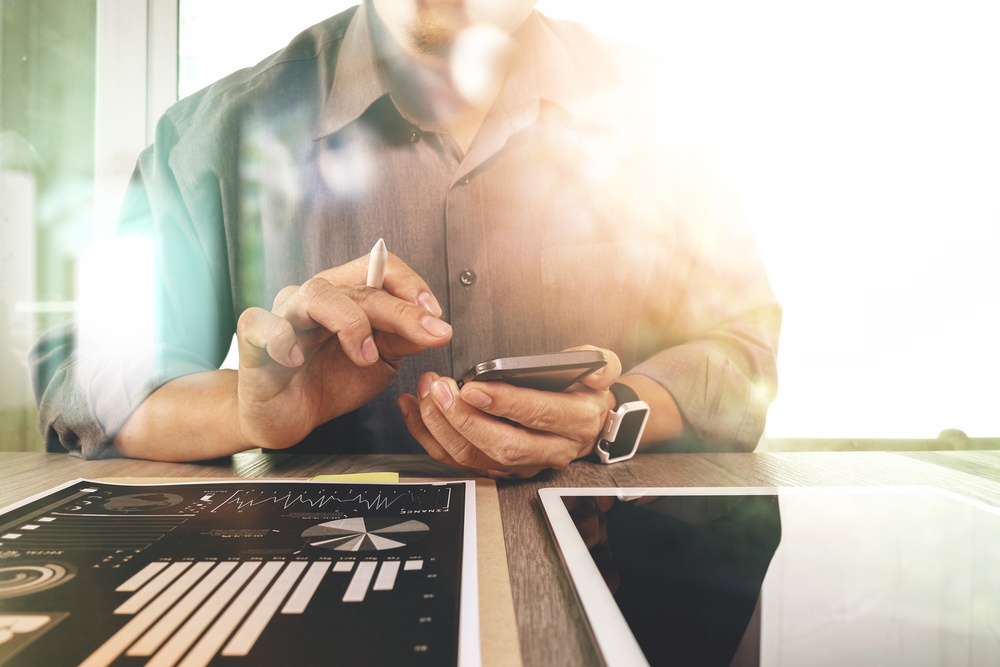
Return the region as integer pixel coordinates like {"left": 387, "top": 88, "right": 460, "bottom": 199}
{"left": 235, "top": 251, "right": 451, "bottom": 449}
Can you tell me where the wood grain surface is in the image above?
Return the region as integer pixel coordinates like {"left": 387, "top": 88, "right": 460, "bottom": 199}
{"left": 2, "top": 450, "right": 998, "bottom": 666}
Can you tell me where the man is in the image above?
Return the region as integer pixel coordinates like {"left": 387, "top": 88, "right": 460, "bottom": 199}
{"left": 31, "top": 0, "right": 781, "bottom": 477}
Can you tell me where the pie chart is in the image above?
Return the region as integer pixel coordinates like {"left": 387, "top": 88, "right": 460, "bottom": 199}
{"left": 302, "top": 518, "right": 430, "bottom": 551}
{"left": 102, "top": 493, "right": 184, "bottom": 512}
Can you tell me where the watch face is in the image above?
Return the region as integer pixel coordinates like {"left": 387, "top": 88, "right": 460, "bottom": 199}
{"left": 606, "top": 407, "right": 649, "bottom": 460}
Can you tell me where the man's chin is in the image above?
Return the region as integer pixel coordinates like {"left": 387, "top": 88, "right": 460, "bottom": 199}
{"left": 411, "top": 28, "right": 456, "bottom": 57}
{"left": 410, "top": 4, "right": 466, "bottom": 56}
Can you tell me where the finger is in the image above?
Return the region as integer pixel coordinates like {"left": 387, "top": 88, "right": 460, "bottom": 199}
{"left": 372, "top": 332, "right": 431, "bottom": 368}
{"left": 415, "top": 373, "right": 512, "bottom": 472}
{"left": 346, "top": 286, "right": 452, "bottom": 346}
{"left": 397, "top": 394, "right": 486, "bottom": 476}
{"left": 417, "top": 373, "right": 509, "bottom": 477}
{"left": 271, "top": 284, "right": 299, "bottom": 312}
{"left": 428, "top": 376, "right": 575, "bottom": 473}
{"left": 317, "top": 252, "right": 444, "bottom": 317}
{"left": 409, "top": 376, "right": 505, "bottom": 477}
{"left": 236, "top": 307, "right": 303, "bottom": 369}
{"left": 568, "top": 345, "right": 622, "bottom": 391}
{"left": 276, "top": 278, "right": 451, "bottom": 368}
{"left": 274, "top": 277, "right": 380, "bottom": 367}
{"left": 382, "top": 253, "right": 444, "bottom": 316}
{"left": 458, "top": 380, "right": 607, "bottom": 446}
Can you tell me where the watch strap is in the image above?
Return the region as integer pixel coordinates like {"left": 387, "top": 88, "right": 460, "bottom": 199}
{"left": 608, "top": 382, "right": 640, "bottom": 409}
{"left": 589, "top": 382, "right": 646, "bottom": 463}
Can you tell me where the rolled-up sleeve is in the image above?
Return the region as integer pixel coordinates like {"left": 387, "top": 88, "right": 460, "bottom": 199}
{"left": 630, "top": 142, "right": 781, "bottom": 452}
{"left": 31, "top": 113, "right": 235, "bottom": 458}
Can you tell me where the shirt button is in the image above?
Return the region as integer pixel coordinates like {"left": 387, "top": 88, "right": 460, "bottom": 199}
{"left": 460, "top": 176, "right": 470, "bottom": 185}
{"left": 459, "top": 270, "right": 477, "bottom": 287}
{"left": 409, "top": 131, "right": 419, "bottom": 143}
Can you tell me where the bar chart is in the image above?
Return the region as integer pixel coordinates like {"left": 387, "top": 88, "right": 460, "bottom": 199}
{"left": 0, "top": 479, "right": 473, "bottom": 666}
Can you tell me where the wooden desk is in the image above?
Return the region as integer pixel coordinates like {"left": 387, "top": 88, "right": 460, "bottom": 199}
{"left": 2, "top": 450, "right": 999, "bottom": 666}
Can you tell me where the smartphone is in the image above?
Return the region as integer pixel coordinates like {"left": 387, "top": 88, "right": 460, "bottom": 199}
{"left": 458, "top": 350, "right": 608, "bottom": 392}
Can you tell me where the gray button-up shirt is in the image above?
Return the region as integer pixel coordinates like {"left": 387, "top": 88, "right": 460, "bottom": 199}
{"left": 32, "top": 2, "right": 781, "bottom": 458}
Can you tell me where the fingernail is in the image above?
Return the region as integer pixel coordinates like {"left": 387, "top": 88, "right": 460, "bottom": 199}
{"left": 462, "top": 388, "right": 492, "bottom": 409}
{"left": 421, "top": 315, "right": 452, "bottom": 338}
{"left": 362, "top": 336, "right": 379, "bottom": 363}
{"left": 397, "top": 396, "right": 410, "bottom": 419}
{"left": 431, "top": 379, "right": 454, "bottom": 410}
{"left": 290, "top": 344, "right": 304, "bottom": 366}
{"left": 418, "top": 374, "right": 433, "bottom": 399}
{"left": 417, "top": 291, "right": 443, "bottom": 317}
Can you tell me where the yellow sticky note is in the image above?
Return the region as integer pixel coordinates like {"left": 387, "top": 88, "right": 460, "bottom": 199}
{"left": 310, "top": 472, "right": 399, "bottom": 483}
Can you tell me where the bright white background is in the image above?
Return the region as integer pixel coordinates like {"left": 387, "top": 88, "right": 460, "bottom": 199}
{"left": 178, "top": 0, "right": 1000, "bottom": 439}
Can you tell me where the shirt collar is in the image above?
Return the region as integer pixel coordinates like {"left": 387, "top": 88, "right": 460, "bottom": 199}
{"left": 511, "top": 12, "right": 623, "bottom": 131}
{"left": 314, "top": 3, "right": 620, "bottom": 141}
{"left": 314, "top": 1, "right": 388, "bottom": 140}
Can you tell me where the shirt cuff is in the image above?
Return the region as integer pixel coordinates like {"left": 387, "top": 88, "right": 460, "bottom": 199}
{"left": 631, "top": 342, "right": 769, "bottom": 451}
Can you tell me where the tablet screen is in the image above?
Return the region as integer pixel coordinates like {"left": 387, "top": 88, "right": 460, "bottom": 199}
{"left": 539, "top": 487, "right": 1000, "bottom": 667}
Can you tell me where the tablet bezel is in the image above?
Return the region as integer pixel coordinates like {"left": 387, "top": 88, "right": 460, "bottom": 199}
{"left": 538, "top": 485, "right": 1000, "bottom": 667}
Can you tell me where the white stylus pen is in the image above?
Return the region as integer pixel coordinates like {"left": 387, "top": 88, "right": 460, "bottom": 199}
{"left": 366, "top": 237, "right": 387, "bottom": 289}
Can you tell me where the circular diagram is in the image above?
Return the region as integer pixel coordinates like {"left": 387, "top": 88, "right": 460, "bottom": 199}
{"left": 302, "top": 518, "right": 430, "bottom": 551}
{"left": 0, "top": 562, "right": 77, "bottom": 599}
{"left": 102, "top": 493, "right": 184, "bottom": 512}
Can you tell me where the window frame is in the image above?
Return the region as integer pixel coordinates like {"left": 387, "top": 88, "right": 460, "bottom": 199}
{"left": 94, "top": 0, "right": 178, "bottom": 236}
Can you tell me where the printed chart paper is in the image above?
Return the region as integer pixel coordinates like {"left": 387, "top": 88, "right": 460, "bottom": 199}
{"left": 0, "top": 479, "right": 478, "bottom": 666}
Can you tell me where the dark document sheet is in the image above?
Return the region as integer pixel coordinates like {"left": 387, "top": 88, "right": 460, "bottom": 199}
{"left": 0, "top": 479, "right": 478, "bottom": 666}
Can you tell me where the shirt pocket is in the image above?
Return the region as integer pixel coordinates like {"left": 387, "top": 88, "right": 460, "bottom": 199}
{"left": 540, "top": 241, "right": 661, "bottom": 295}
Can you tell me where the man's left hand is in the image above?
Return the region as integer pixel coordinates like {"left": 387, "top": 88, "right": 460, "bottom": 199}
{"left": 397, "top": 346, "right": 622, "bottom": 478}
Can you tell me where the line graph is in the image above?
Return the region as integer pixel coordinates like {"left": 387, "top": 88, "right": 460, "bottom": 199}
{"left": 210, "top": 486, "right": 454, "bottom": 515}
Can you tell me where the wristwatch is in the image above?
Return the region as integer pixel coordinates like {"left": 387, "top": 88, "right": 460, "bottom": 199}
{"left": 594, "top": 383, "right": 650, "bottom": 464}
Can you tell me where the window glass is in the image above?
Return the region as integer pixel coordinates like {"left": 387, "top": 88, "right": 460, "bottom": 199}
{"left": 1, "top": 0, "right": 97, "bottom": 451}
{"left": 179, "top": 0, "right": 356, "bottom": 98}
{"left": 541, "top": 0, "right": 1000, "bottom": 441}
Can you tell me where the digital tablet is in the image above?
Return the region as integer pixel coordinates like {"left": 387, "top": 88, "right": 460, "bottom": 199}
{"left": 539, "top": 486, "right": 1000, "bottom": 667}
